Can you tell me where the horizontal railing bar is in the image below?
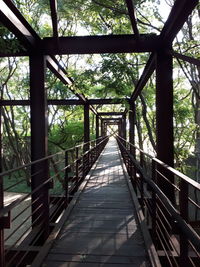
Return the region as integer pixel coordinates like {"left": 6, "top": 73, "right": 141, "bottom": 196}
{"left": 4, "top": 178, "right": 27, "bottom": 191}
{"left": 188, "top": 197, "right": 200, "bottom": 209}
{"left": 5, "top": 202, "right": 43, "bottom": 242}
{"left": 117, "top": 135, "right": 200, "bottom": 191}
{"left": 116, "top": 136, "right": 200, "bottom": 251}
{"left": 0, "top": 136, "right": 104, "bottom": 178}
{"left": 1, "top": 136, "right": 109, "bottom": 217}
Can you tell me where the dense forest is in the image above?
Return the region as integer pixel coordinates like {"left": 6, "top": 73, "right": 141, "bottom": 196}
{"left": 0, "top": 0, "right": 199, "bottom": 191}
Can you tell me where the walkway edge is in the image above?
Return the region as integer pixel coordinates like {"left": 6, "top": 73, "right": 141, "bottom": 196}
{"left": 117, "top": 145, "right": 161, "bottom": 267}
{"left": 31, "top": 144, "right": 107, "bottom": 267}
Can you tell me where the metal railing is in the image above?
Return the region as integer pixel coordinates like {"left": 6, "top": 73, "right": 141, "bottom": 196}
{"left": 116, "top": 135, "right": 200, "bottom": 267}
{"left": 0, "top": 135, "right": 109, "bottom": 267}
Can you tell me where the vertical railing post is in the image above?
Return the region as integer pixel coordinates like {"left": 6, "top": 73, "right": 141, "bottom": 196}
{"left": 75, "top": 147, "right": 79, "bottom": 185}
{"left": 64, "top": 151, "right": 69, "bottom": 204}
{"left": 129, "top": 102, "right": 136, "bottom": 157}
{"left": 96, "top": 115, "right": 99, "bottom": 140}
{"left": 122, "top": 114, "right": 126, "bottom": 147}
{"left": 84, "top": 104, "right": 90, "bottom": 175}
{"left": 179, "top": 179, "right": 189, "bottom": 265}
{"left": 30, "top": 54, "right": 49, "bottom": 241}
{"left": 151, "top": 159, "right": 157, "bottom": 246}
{"left": 140, "top": 151, "right": 144, "bottom": 211}
{"left": 84, "top": 104, "right": 90, "bottom": 152}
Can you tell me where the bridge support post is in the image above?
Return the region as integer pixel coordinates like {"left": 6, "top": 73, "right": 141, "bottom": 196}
{"left": 0, "top": 107, "right": 5, "bottom": 266}
{"left": 122, "top": 114, "right": 127, "bottom": 142}
{"left": 118, "top": 119, "right": 122, "bottom": 137}
{"left": 96, "top": 115, "right": 99, "bottom": 140}
{"left": 30, "top": 55, "right": 49, "bottom": 240}
{"left": 156, "top": 48, "right": 175, "bottom": 202}
{"left": 84, "top": 103, "right": 90, "bottom": 152}
{"left": 101, "top": 120, "right": 106, "bottom": 137}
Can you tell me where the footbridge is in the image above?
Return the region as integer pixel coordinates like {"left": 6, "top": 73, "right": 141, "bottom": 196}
{"left": 1, "top": 136, "right": 200, "bottom": 266}
{"left": 0, "top": 1, "right": 200, "bottom": 266}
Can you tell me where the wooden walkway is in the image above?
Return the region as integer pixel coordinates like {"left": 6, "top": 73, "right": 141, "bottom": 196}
{"left": 41, "top": 138, "right": 153, "bottom": 267}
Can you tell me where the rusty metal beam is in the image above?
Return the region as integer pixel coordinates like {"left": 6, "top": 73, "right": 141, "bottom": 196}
{"left": 160, "top": 0, "right": 199, "bottom": 44}
{"left": 122, "top": 114, "right": 127, "bottom": 141}
{"left": 156, "top": 49, "right": 174, "bottom": 202}
{"left": 129, "top": 0, "right": 198, "bottom": 101}
{"left": 130, "top": 53, "right": 156, "bottom": 101}
{"left": 46, "top": 56, "right": 73, "bottom": 86}
{"left": 84, "top": 104, "right": 90, "bottom": 151}
{"left": 89, "top": 98, "right": 128, "bottom": 105}
{"left": 0, "top": 1, "right": 100, "bottom": 117}
{"left": 0, "top": 0, "right": 88, "bottom": 106}
{"left": 30, "top": 54, "right": 49, "bottom": 240}
{"left": 96, "top": 115, "right": 99, "bottom": 139}
{"left": 106, "top": 122, "right": 120, "bottom": 125}
{"left": 0, "top": 0, "right": 39, "bottom": 49}
{"left": 0, "top": 106, "right": 4, "bottom": 266}
{"left": 49, "top": 0, "right": 58, "bottom": 38}
{"left": 125, "top": 0, "right": 139, "bottom": 37}
{"left": 42, "top": 34, "right": 159, "bottom": 54}
{"left": 98, "top": 112, "right": 124, "bottom": 116}
{"left": 129, "top": 103, "right": 135, "bottom": 156}
{"left": 0, "top": 98, "right": 128, "bottom": 106}
{"left": 169, "top": 50, "right": 200, "bottom": 67}
{"left": 101, "top": 118, "right": 121, "bottom": 121}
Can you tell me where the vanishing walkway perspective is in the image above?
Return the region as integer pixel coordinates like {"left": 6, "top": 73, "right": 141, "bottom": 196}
{"left": 37, "top": 138, "right": 152, "bottom": 266}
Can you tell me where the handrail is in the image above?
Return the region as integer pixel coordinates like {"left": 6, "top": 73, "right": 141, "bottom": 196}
{"left": 0, "top": 134, "right": 109, "bottom": 266}
{"left": 0, "top": 136, "right": 104, "bottom": 179}
{"left": 0, "top": 136, "right": 109, "bottom": 217}
{"left": 117, "top": 134, "right": 200, "bottom": 191}
{"left": 116, "top": 135, "right": 200, "bottom": 253}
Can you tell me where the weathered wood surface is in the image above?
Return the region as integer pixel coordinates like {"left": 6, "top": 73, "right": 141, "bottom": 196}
{"left": 43, "top": 138, "right": 150, "bottom": 266}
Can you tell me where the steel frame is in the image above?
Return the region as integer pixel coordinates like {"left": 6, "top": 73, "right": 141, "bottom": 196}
{"left": 0, "top": 0, "right": 199, "bottom": 265}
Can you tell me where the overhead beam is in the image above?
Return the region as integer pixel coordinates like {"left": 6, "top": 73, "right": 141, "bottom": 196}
{"left": 160, "top": 0, "right": 199, "bottom": 44}
{"left": 125, "top": 0, "right": 139, "bottom": 37}
{"left": 49, "top": 0, "right": 58, "bottom": 38}
{"left": 98, "top": 112, "right": 124, "bottom": 116}
{"left": 0, "top": 0, "right": 88, "bottom": 105}
{"left": 0, "top": 0, "right": 39, "bottom": 48}
{"left": 105, "top": 122, "right": 120, "bottom": 125}
{"left": 130, "top": 53, "right": 156, "bottom": 101}
{"left": 129, "top": 0, "right": 198, "bottom": 101}
{"left": 89, "top": 98, "right": 128, "bottom": 105}
{"left": 169, "top": 50, "right": 200, "bottom": 67}
{"left": 101, "top": 118, "right": 121, "bottom": 121}
{"left": 42, "top": 34, "right": 159, "bottom": 54}
{"left": 0, "top": 98, "right": 128, "bottom": 106}
{"left": 46, "top": 56, "right": 73, "bottom": 86}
